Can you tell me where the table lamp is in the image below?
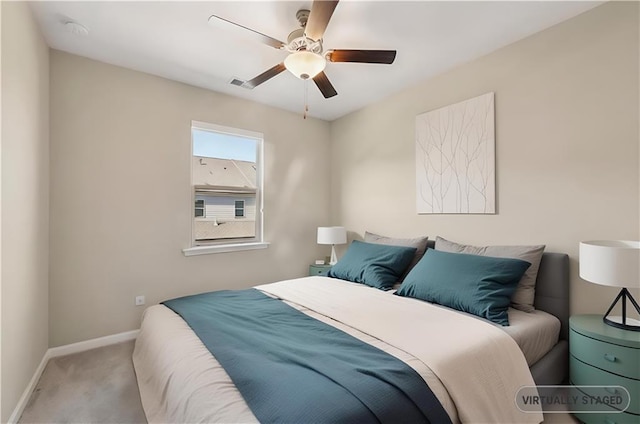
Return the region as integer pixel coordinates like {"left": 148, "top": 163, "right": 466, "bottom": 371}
{"left": 579, "top": 240, "right": 640, "bottom": 331}
{"left": 317, "top": 226, "right": 347, "bottom": 265}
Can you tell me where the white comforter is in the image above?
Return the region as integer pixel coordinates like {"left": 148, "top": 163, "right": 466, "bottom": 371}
{"left": 133, "top": 277, "right": 542, "bottom": 423}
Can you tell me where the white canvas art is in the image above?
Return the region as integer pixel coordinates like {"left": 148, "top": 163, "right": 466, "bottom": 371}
{"left": 416, "top": 92, "right": 495, "bottom": 214}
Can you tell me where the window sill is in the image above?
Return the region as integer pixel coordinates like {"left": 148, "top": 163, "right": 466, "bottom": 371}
{"left": 182, "top": 242, "right": 270, "bottom": 256}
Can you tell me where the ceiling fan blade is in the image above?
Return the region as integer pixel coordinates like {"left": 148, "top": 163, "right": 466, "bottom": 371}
{"left": 327, "top": 49, "right": 397, "bottom": 64}
{"left": 208, "top": 15, "right": 285, "bottom": 50}
{"left": 244, "top": 63, "right": 286, "bottom": 89}
{"left": 305, "top": 1, "right": 339, "bottom": 41}
{"left": 313, "top": 71, "right": 338, "bottom": 98}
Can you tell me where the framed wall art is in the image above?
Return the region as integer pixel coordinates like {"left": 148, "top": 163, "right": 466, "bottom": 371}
{"left": 416, "top": 92, "right": 495, "bottom": 214}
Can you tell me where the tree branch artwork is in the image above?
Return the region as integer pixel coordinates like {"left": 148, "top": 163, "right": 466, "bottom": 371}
{"left": 416, "top": 92, "right": 495, "bottom": 214}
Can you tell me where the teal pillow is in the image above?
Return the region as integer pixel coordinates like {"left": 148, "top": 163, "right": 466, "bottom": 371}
{"left": 327, "top": 240, "right": 417, "bottom": 290}
{"left": 397, "top": 249, "right": 531, "bottom": 325}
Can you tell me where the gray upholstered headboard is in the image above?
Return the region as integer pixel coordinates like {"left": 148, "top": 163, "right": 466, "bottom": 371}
{"left": 424, "top": 240, "right": 570, "bottom": 340}
{"left": 534, "top": 252, "right": 570, "bottom": 340}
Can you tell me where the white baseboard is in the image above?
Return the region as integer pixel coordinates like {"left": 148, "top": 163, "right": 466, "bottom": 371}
{"left": 7, "top": 329, "right": 139, "bottom": 424}
{"left": 48, "top": 329, "right": 139, "bottom": 358}
{"left": 7, "top": 350, "right": 50, "bottom": 424}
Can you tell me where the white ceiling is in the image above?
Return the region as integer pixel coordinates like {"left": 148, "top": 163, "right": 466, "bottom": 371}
{"left": 30, "top": 1, "right": 602, "bottom": 121}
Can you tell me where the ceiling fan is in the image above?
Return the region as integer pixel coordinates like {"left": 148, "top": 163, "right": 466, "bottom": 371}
{"left": 208, "top": 0, "right": 397, "bottom": 99}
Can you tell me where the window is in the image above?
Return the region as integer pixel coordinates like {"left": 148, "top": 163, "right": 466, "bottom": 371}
{"left": 195, "top": 199, "right": 205, "bottom": 218}
{"left": 185, "top": 121, "right": 266, "bottom": 255}
{"left": 234, "top": 200, "right": 245, "bottom": 218}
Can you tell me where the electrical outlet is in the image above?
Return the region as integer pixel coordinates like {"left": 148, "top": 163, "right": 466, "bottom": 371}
{"left": 135, "top": 295, "right": 145, "bottom": 306}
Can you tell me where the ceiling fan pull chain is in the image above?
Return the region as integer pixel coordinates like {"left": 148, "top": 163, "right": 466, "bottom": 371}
{"left": 303, "top": 79, "right": 309, "bottom": 119}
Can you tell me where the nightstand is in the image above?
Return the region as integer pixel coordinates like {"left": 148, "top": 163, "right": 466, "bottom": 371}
{"left": 309, "top": 264, "right": 331, "bottom": 277}
{"left": 570, "top": 314, "right": 640, "bottom": 423}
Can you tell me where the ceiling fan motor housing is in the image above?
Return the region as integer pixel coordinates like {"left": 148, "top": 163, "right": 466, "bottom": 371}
{"left": 287, "top": 30, "right": 322, "bottom": 54}
{"left": 286, "top": 9, "right": 323, "bottom": 54}
{"left": 287, "top": 28, "right": 305, "bottom": 44}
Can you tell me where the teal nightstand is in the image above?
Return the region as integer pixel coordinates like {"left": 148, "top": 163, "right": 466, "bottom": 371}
{"left": 309, "top": 264, "right": 331, "bottom": 277}
{"left": 570, "top": 314, "right": 640, "bottom": 423}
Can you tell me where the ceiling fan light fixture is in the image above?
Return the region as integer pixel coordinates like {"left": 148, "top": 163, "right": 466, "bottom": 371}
{"left": 284, "top": 51, "right": 326, "bottom": 80}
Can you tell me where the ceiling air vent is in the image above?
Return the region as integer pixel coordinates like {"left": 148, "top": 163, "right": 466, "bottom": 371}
{"left": 228, "top": 78, "right": 249, "bottom": 89}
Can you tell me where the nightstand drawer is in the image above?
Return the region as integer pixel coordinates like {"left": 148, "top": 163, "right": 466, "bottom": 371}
{"left": 570, "top": 357, "right": 640, "bottom": 415}
{"left": 573, "top": 410, "right": 640, "bottom": 424}
{"left": 571, "top": 330, "right": 640, "bottom": 379}
{"left": 309, "top": 264, "right": 331, "bottom": 277}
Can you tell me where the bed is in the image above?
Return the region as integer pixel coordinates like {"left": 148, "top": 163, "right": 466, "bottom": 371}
{"left": 133, "top": 239, "right": 569, "bottom": 424}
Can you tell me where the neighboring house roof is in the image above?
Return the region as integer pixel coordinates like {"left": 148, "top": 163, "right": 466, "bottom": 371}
{"left": 193, "top": 156, "right": 256, "bottom": 189}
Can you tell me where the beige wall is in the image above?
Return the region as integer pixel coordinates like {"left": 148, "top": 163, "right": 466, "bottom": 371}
{"left": 49, "top": 51, "right": 332, "bottom": 346}
{"left": 1, "top": 2, "right": 50, "bottom": 421}
{"left": 0, "top": 0, "right": 3, "bottom": 416}
{"left": 330, "top": 2, "right": 639, "bottom": 315}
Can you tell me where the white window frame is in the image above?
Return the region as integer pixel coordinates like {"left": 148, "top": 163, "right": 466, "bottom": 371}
{"left": 183, "top": 121, "right": 268, "bottom": 256}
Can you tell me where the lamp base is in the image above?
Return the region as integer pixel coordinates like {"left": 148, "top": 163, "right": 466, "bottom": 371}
{"left": 329, "top": 245, "right": 338, "bottom": 266}
{"left": 603, "top": 288, "right": 640, "bottom": 332}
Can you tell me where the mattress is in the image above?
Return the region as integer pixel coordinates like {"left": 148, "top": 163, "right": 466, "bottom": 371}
{"left": 133, "top": 277, "right": 544, "bottom": 423}
{"left": 503, "top": 307, "right": 560, "bottom": 366}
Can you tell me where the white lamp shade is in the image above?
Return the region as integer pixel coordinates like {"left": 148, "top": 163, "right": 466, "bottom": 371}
{"left": 317, "top": 227, "right": 347, "bottom": 245}
{"left": 284, "top": 51, "right": 326, "bottom": 80}
{"left": 579, "top": 240, "right": 640, "bottom": 288}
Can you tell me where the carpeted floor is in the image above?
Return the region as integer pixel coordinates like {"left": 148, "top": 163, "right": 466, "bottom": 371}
{"left": 18, "top": 339, "right": 577, "bottom": 424}
{"left": 18, "top": 341, "right": 146, "bottom": 424}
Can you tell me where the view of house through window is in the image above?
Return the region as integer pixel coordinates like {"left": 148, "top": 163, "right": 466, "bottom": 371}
{"left": 191, "top": 122, "right": 263, "bottom": 244}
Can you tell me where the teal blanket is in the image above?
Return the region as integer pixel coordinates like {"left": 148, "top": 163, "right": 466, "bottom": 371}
{"left": 163, "top": 288, "right": 451, "bottom": 424}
